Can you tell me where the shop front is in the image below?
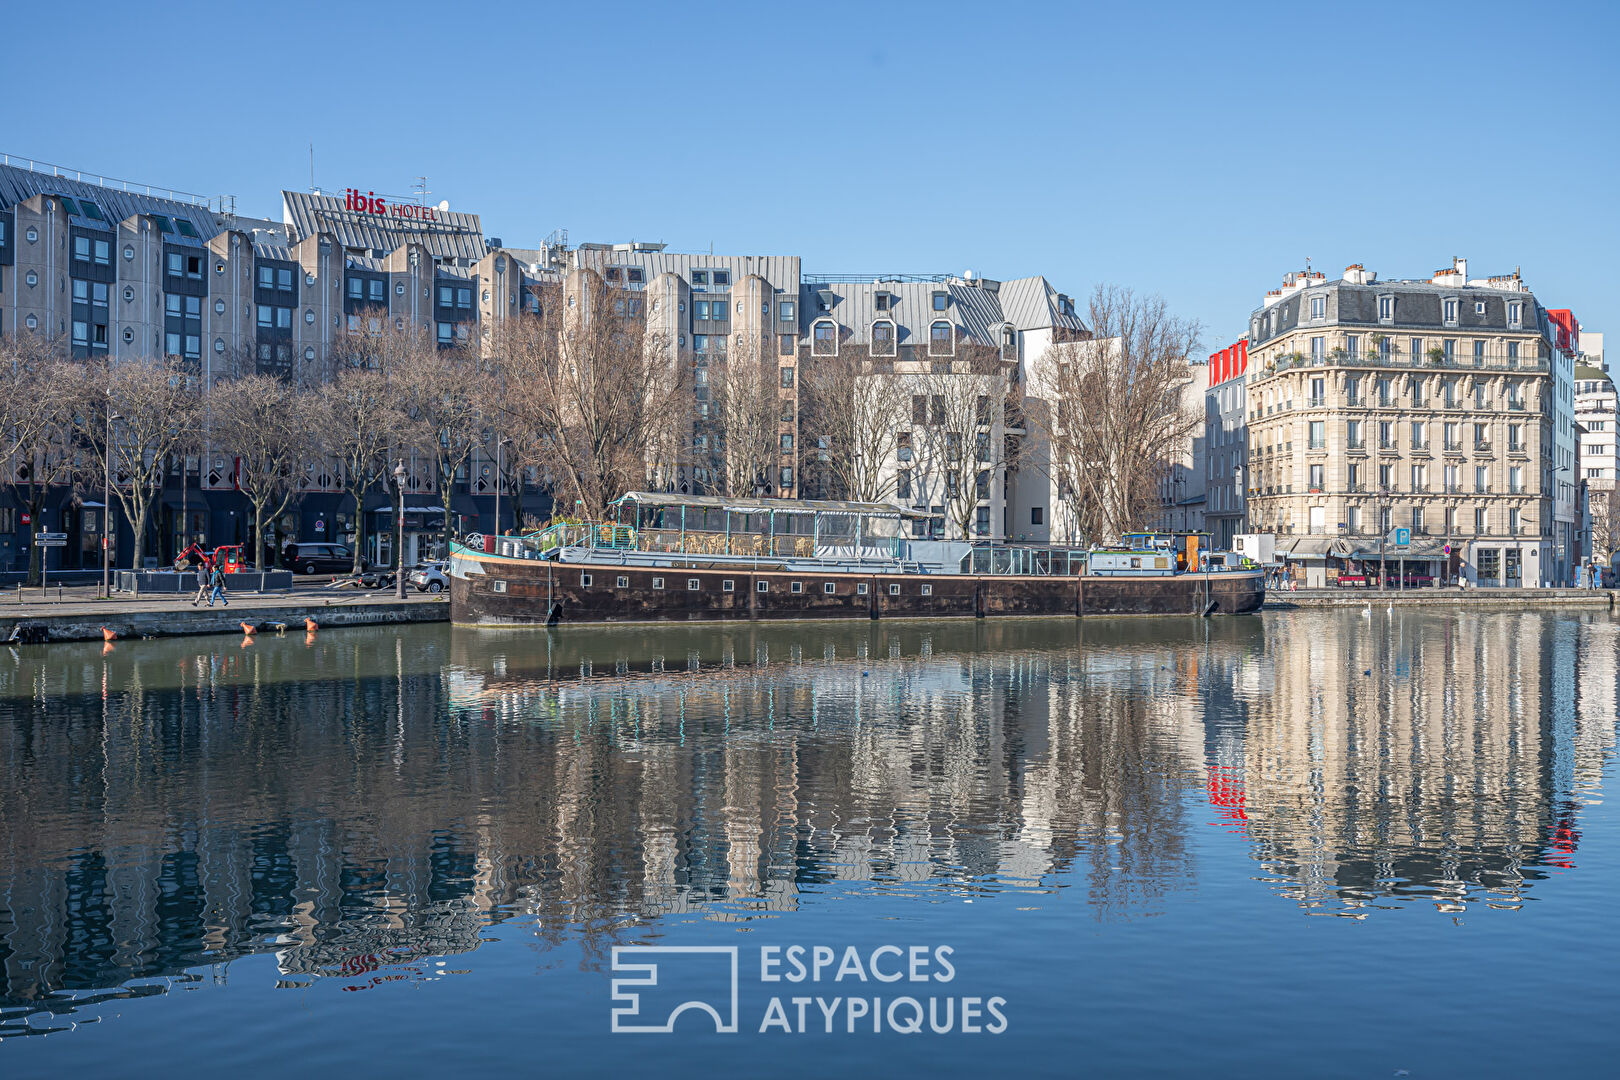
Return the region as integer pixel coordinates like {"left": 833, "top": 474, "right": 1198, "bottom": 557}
{"left": 369, "top": 505, "right": 447, "bottom": 569}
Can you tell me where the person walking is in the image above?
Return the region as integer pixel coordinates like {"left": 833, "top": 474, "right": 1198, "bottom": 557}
{"left": 207, "top": 563, "right": 229, "bottom": 607}
{"left": 191, "top": 554, "right": 214, "bottom": 606}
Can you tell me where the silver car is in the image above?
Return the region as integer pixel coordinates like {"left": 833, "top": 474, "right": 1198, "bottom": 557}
{"left": 409, "top": 562, "right": 449, "bottom": 593}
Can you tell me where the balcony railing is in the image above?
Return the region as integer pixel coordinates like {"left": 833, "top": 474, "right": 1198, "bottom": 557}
{"left": 1347, "top": 395, "right": 1364, "bottom": 407}
{"left": 1508, "top": 400, "right": 1526, "bottom": 411}
{"left": 1475, "top": 441, "right": 1493, "bottom": 453}
{"left": 1347, "top": 439, "right": 1365, "bottom": 450}
{"left": 1256, "top": 352, "right": 1550, "bottom": 379}
{"left": 1443, "top": 441, "right": 1463, "bottom": 452}
{"left": 1307, "top": 396, "right": 1326, "bottom": 408}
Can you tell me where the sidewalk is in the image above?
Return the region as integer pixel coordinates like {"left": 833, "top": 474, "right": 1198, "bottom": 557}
{"left": 1264, "top": 585, "right": 1614, "bottom": 608}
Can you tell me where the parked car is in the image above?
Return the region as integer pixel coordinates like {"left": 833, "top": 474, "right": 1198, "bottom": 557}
{"left": 409, "top": 562, "right": 449, "bottom": 593}
{"left": 282, "top": 542, "right": 369, "bottom": 576}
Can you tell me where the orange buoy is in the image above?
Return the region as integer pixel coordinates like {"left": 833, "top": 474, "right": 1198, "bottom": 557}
{"left": 101, "top": 626, "right": 117, "bottom": 642}
{"left": 240, "top": 622, "right": 257, "bottom": 636}
{"left": 304, "top": 617, "right": 319, "bottom": 633}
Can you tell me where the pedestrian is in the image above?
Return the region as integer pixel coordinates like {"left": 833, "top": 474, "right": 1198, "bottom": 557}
{"left": 191, "top": 554, "right": 213, "bottom": 606}
{"left": 207, "top": 563, "right": 229, "bottom": 607}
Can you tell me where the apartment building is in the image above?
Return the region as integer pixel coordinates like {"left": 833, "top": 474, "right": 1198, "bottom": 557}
{"left": 1154, "top": 364, "right": 1207, "bottom": 535}
{"left": 1575, "top": 346, "right": 1615, "bottom": 563}
{"left": 1204, "top": 340, "right": 1249, "bottom": 548}
{"left": 1244, "top": 258, "right": 1578, "bottom": 587}
{"left": 797, "top": 273, "right": 1087, "bottom": 541}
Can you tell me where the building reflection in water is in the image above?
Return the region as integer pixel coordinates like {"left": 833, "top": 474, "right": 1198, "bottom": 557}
{"left": 0, "top": 612, "right": 1612, "bottom": 1032}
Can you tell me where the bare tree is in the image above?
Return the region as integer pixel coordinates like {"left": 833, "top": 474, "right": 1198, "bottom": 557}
{"left": 1590, "top": 488, "right": 1620, "bottom": 569}
{"left": 907, "top": 345, "right": 1018, "bottom": 539}
{"left": 79, "top": 357, "right": 203, "bottom": 571}
{"left": 496, "top": 271, "right": 687, "bottom": 521}
{"left": 1033, "top": 285, "right": 1201, "bottom": 544}
{"left": 1, "top": 336, "right": 86, "bottom": 583}
{"left": 309, "top": 368, "right": 414, "bottom": 574}
{"left": 709, "top": 333, "right": 780, "bottom": 496}
{"left": 799, "top": 339, "right": 913, "bottom": 503}
{"left": 208, "top": 374, "right": 311, "bottom": 570}
{"left": 396, "top": 334, "right": 484, "bottom": 557}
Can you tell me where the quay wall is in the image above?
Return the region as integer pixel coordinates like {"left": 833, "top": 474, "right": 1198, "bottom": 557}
{"left": 1, "top": 598, "right": 448, "bottom": 643}
{"left": 1267, "top": 587, "right": 1615, "bottom": 609}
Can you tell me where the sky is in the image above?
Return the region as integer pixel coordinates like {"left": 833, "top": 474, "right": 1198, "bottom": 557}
{"left": 7, "top": 0, "right": 1616, "bottom": 354}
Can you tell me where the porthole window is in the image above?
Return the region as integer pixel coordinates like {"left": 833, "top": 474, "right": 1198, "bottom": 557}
{"left": 687, "top": 578, "right": 700, "bottom": 591}
{"left": 616, "top": 576, "right": 629, "bottom": 588}
{"left": 123, "top": 244, "right": 134, "bottom": 261}
{"left": 123, "top": 286, "right": 134, "bottom": 302}
{"left": 25, "top": 270, "right": 38, "bottom": 287}
{"left": 495, "top": 256, "right": 507, "bottom": 272}
{"left": 215, "top": 262, "right": 226, "bottom": 275}
{"left": 395, "top": 317, "right": 404, "bottom": 329}
{"left": 395, "top": 282, "right": 405, "bottom": 295}
{"left": 214, "top": 338, "right": 225, "bottom": 353}
{"left": 25, "top": 314, "right": 38, "bottom": 330}
{"left": 482, "top": 289, "right": 490, "bottom": 302}
{"left": 122, "top": 327, "right": 134, "bottom": 344}
{"left": 305, "top": 309, "right": 315, "bottom": 324}
{"left": 304, "top": 347, "right": 315, "bottom": 360}
{"left": 305, "top": 274, "right": 316, "bottom": 287}
{"left": 824, "top": 582, "right": 836, "bottom": 595}
{"left": 214, "top": 299, "right": 226, "bottom": 315}
{"left": 25, "top": 227, "right": 38, "bottom": 243}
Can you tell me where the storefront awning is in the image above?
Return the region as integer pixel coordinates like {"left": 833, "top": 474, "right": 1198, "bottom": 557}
{"left": 1279, "top": 537, "right": 1353, "bottom": 560}
{"left": 1348, "top": 542, "right": 1450, "bottom": 560}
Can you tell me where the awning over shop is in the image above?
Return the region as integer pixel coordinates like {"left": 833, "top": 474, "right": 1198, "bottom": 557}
{"left": 1278, "top": 537, "right": 1353, "bottom": 560}
{"left": 1348, "top": 542, "right": 1449, "bottom": 561}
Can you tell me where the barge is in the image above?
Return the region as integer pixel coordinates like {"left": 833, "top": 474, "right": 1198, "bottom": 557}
{"left": 448, "top": 493, "right": 1264, "bottom": 627}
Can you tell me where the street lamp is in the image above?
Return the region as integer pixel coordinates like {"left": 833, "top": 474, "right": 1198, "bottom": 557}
{"left": 494, "top": 436, "right": 511, "bottom": 541}
{"left": 102, "top": 412, "right": 120, "bottom": 598}
{"left": 393, "top": 459, "right": 407, "bottom": 600}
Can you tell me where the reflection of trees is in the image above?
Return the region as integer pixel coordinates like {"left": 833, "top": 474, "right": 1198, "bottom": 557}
{"left": 0, "top": 608, "right": 1606, "bottom": 1027}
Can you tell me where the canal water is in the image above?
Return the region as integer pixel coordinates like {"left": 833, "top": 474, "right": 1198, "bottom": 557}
{"left": 2, "top": 612, "right": 1617, "bottom": 1077}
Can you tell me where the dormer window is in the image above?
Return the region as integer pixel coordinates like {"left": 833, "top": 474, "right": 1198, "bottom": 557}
{"left": 875, "top": 292, "right": 892, "bottom": 312}
{"left": 1507, "top": 301, "right": 1522, "bottom": 328}
{"left": 1443, "top": 298, "right": 1458, "bottom": 324}
{"left": 812, "top": 319, "right": 837, "bottom": 356}
{"left": 691, "top": 270, "right": 709, "bottom": 289}
{"left": 1310, "top": 295, "right": 1326, "bottom": 319}
{"left": 1001, "top": 325, "right": 1017, "bottom": 362}
{"left": 1058, "top": 295, "right": 1075, "bottom": 318}
{"left": 871, "top": 320, "right": 896, "bottom": 357}
{"left": 929, "top": 320, "right": 954, "bottom": 357}
{"left": 605, "top": 267, "right": 621, "bottom": 282}
{"left": 1378, "top": 295, "right": 1395, "bottom": 323}
{"left": 932, "top": 291, "right": 948, "bottom": 312}
{"left": 1475, "top": 301, "right": 1486, "bottom": 316}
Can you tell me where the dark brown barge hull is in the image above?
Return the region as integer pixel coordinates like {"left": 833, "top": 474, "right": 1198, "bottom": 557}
{"left": 450, "top": 556, "right": 1263, "bottom": 627}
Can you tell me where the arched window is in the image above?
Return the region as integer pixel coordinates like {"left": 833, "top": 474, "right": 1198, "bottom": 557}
{"left": 812, "top": 319, "right": 838, "bottom": 356}
{"left": 929, "top": 320, "right": 954, "bottom": 357}
{"left": 871, "top": 320, "right": 896, "bottom": 357}
{"left": 1000, "top": 324, "right": 1017, "bottom": 362}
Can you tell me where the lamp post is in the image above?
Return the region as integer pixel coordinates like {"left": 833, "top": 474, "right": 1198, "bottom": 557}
{"left": 102, "top": 411, "right": 120, "bottom": 598}
{"left": 394, "top": 459, "right": 407, "bottom": 600}
{"left": 494, "top": 436, "right": 511, "bottom": 541}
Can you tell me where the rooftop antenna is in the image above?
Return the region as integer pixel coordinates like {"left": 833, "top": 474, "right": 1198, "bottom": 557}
{"left": 413, "top": 176, "right": 431, "bottom": 205}
{"left": 309, "top": 142, "right": 315, "bottom": 192}
{"left": 1305, "top": 255, "right": 1312, "bottom": 273}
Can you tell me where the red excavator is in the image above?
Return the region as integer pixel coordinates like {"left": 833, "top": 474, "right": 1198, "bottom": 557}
{"left": 174, "top": 542, "right": 245, "bottom": 574}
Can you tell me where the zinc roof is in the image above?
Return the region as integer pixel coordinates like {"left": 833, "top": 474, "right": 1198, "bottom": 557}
{"left": 0, "top": 162, "right": 218, "bottom": 237}
{"left": 282, "top": 190, "right": 487, "bottom": 263}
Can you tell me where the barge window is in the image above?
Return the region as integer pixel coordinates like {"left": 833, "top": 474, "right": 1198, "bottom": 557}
{"left": 580, "top": 573, "right": 593, "bottom": 586}
{"left": 791, "top": 581, "right": 803, "bottom": 593}
{"left": 824, "top": 583, "right": 836, "bottom": 594}
{"left": 723, "top": 579, "right": 735, "bottom": 592}
{"left": 857, "top": 583, "right": 868, "bottom": 595}
{"left": 617, "top": 576, "right": 629, "bottom": 588}
{"left": 652, "top": 577, "right": 665, "bottom": 589}
{"left": 920, "top": 584, "right": 932, "bottom": 596}
{"left": 757, "top": 580, "right": 769, "bottom": 592}
{"left": 688, "top": 578, "right": 701, "bottom": 591}
{"left": 491, "top": 580, "right": 507, "bottom": 593}
{"left": 889, "top": 583, "right": 901, "bottom": 595}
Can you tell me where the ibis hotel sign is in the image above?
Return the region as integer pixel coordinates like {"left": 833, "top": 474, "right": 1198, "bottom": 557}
{"left": 344, "top": 188, "right": 440, "bottom": 222}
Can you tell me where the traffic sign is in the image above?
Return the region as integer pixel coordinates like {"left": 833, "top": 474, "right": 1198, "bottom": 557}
{"left": 36, "top": 539, "right": 66, "bottom": 548}
{"left": 1392, "top": 527, "right": 1411, "bottom": 547}
{"left": 1442, "top": 544, "right": 1452, "bottom": 556}
{"left": 35, "top": 532, "right": 67, "bottom": 542}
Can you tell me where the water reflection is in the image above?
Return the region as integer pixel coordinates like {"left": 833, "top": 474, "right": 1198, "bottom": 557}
{"left": 0, "top": 612, "right": 1613, "bottom": 1036}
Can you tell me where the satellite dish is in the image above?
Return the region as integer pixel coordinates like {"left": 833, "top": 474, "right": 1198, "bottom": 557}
{"left": 438, "top": 200, "right": 450, "bottom": 211}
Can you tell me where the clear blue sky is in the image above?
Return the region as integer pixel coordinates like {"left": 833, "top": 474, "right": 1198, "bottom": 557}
{"left": 9, "top": 0, "right": 1616, "bottom": 352}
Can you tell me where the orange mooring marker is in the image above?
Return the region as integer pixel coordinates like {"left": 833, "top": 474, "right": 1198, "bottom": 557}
{"left": 101, "top": 626, "right": 117, "bottom": 642}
